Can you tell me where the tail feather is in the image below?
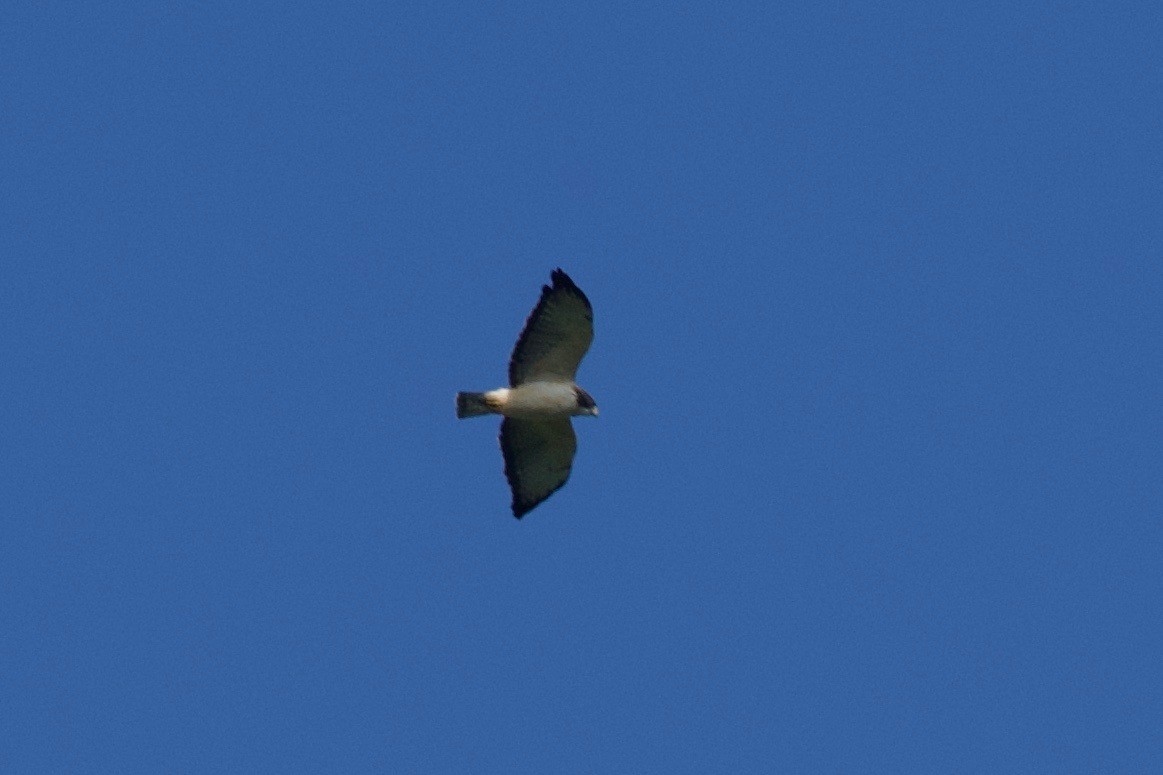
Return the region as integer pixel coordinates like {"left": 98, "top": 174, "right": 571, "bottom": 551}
{"left": 456, "top": 392, "right": 495, "bottom": 419}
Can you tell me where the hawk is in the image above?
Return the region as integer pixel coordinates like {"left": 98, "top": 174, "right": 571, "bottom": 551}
{"left": 456, "top": 269, "right": 598, "bottom": 519}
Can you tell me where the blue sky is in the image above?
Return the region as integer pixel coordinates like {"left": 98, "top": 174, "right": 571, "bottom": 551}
{"left": 3, "top": 2, "right": 1161, "bottom": 772}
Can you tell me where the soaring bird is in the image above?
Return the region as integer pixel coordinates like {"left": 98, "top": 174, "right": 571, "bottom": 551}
{"left": 456, "top": 269, "right": 598, "bottom": 518}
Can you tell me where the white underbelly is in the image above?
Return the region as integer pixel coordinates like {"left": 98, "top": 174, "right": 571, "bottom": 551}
{"left": 498, "top": 381, "right": 576, "bottom": 418}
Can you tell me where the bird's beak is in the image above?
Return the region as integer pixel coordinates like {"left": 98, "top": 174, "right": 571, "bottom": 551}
{"left": 591, "top": 407, "right": 600, "bottom": 417}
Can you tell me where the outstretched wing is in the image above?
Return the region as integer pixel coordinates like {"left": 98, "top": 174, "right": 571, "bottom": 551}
{"left": 509, "top": 269, "right": 593, "bottom": 387}
{"left": 500, "top": 418, "right": 576, "bottom": 518}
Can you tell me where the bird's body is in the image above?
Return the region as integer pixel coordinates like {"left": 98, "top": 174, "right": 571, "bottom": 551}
{"left": 456, "top": 269, "right": 598, "bottom": 519}
{"left": 457, "top": 382, "right": 596, "bottom": 420}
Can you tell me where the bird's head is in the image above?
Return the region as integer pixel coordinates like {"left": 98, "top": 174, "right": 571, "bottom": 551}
{"left": 573, "top": 387, "right": 599, "bottom": 417}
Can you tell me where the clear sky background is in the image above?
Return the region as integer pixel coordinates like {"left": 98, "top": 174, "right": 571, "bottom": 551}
{"left": 3, "top": 2, "right": 1161, "bottom": 772}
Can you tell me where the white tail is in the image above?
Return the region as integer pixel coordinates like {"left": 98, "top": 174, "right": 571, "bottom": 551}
{"left": 456, "top": 392, "right": 494, "bottom": 418}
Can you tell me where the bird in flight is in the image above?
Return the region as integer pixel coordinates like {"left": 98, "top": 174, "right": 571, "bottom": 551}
{"left": 456, "top": 269, "right": 598, "bottom": 519}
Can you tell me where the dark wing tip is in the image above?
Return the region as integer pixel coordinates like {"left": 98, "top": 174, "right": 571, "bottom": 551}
{"left": 510, "top": 484, "right": 567, "bottom": 519}
{"left": 549, "top": 268, "right": 592, "bottom": 314}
